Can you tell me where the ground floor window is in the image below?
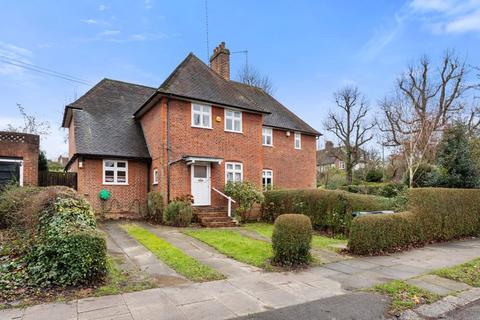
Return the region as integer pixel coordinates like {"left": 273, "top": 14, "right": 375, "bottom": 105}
{"left": 262, "top": 169, "right": 273, "bottom": 190}
{"left": 225, "top": 162, "right": 243, "bottom": 183}
{"left": 153, "top": 168, "right": 158, "bottom": 185}
{"left": 103, "top": 159, "right": 128, "bottom": 185}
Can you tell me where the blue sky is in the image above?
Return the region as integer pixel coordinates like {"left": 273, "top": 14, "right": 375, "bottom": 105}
{"left": 1, "top": 0, "right": 480, "bottom": 158}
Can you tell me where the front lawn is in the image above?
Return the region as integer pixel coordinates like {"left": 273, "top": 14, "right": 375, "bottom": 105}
{"left": 244, "top": 222, "right": 347, "bottom": 251}
{"left": 123, "top": 224, "right": 225, "bottom": 282}
{"left": 373, "top": 280, "right": 440, "bottom": 314}
{"left": 432, "top": 257, "right": 480, "bottom": 287}
{"left": 183, "top": 229, "right": 272, "bottom": 268}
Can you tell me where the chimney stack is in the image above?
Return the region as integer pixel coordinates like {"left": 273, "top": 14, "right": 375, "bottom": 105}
{"left": 325, "top": 141, "right": 334, "bottom": 151}
{"left": 210, "top": 42, "right": 230, "bottom": 80}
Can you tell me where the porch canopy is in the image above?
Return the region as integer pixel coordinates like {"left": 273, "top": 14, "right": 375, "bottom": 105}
{"left": 183, "top": 156, "right": 223, "bottom": 165}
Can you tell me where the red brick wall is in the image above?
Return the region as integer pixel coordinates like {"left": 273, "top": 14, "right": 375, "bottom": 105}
{"left": 74, "top": 158, "right": 148, "bottom": 216}
{"left": 0, "top": 131, "right": 39, "bottom": 186}
{"left": 263, "top": 129, "right": 317, "bottom": 189}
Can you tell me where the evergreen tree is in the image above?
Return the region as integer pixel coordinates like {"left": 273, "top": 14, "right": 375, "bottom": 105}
{"left": 38, "top": 151, "right": 48, "bottom": 172}
{"left": 435, "top": 124, "right": 479, "bottom": 188}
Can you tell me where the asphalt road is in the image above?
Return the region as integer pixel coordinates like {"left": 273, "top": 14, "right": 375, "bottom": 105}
{"left": 237, "top": 292, "right": 391, "bottom": 320}
{"left": 444, "top": 300, "right": 480, "bottom": 320}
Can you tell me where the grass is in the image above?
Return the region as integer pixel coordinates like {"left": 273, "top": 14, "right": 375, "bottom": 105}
{"left": 184, "top": 229, "right": 273, "bottom": 268}
{"left": 433, "top": 257, "right": 480, "bottom": 287}
{"left": 244, "top": 222, "right": 347, "bottom": 251}
{"left": 373, "top": 280, "right": 440, "bottom": 313}
{"left": 123, "top": 224, "right": 225, "bottom": 282}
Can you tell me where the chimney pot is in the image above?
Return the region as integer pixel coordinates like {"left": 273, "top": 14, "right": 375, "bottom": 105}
{"left": 210, "top": 41, "right": 230, "bottom": 80}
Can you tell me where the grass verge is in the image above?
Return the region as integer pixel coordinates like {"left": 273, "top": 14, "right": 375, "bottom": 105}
{"left": 373, "top": 280, "right": 440, "bottom": 313}
{"left": 123, "top": 224, "right": 225, "bottom": 282}
{"left": 184, "top": 229, "right": 272, "bottom": 268}
{"left": 244, "top": 222, "right": 347, "bottom": 251}
{"left": 432, "top": 257, "right": 480, "bottom": 287}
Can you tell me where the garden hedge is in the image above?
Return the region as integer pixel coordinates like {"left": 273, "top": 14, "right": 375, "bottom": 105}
{"left": 349, "top": 188, "right": 480, "bottom": 255}
{"left": 262, "top": 189, "right": 398, "bottom": 235}
{"left": 272, "top": 214, "right": 312, "bottom": 266}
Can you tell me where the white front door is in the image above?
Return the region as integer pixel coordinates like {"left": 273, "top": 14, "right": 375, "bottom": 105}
{"left": 191, "top": 164, "right": 211, "bottom": 206}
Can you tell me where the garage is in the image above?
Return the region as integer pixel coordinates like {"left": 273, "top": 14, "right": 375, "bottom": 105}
{"left": 0, "top": 159, "right": 23, "bottom": 189}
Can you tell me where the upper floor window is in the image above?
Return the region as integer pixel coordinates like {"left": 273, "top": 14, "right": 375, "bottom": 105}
{"left": 103, "top": 160, "right": 128, "bottom": 185}
{"left": 262, "top": 169, "right": 273, "bottom": 191}
{"left": 191, "top": 103, "right": 212, "bottom": 129}
{"left": 225, "top": 109, "right": 242, "bottom": 133}
{"left": 294, "top": 132, "right": 301, "bottom": 149}
{"left": 338, "top": 161, "right": 345, "bottom": 170}
{"left": 262, "top": 127, "right": 273, "bottom": 146}
{"left": 225, "top": 162, "right": 243, "bottom": 183}
{"left": 153, "top": 168, "right": 159, "bottom": 185}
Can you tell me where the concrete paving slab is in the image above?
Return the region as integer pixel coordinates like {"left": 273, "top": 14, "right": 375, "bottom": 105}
{"left": 77, "top": 295, "right": 125, "bottom": 313}
{"left": 0, "top": 308, "right": 24, "bottom": 320}
{"left": 337, "top": 259, "right": 379, "bottom": 270}
{"left": 328, "top": 271, "right": 392, "bottom": 290}
{"left": 215, "top": 291, "right": 267, "bottom": 316}
{"left": 178, "top": 300, "right": 236, "bottom": 320}
{"left": 322, "top": 261, "right": 359, "bottom": 274}
{"left": 254, "top": 287, "right": 306, "bottom": 308}
{"left": 406, "top": 278, "right": 453, "bottom": 296}
{"left": 161, "top": 285, "right": 215, "bottom": 306}
{"left": 78, "top": 304, "right": 130, "bottom": 320}
{"left": 420, "top": 274, "right": 472, "bottom": 292}
{"left": 23, "top": 302, "right": 77, "bottom": 320}
{"left": 372, "top": 265, "right": 420, "bottom": 280}
{"left": 197, "top": 279, "right": 242, "bottom": 298}
{"left": 415, "top": 299, "right": 457, "bottom": 318}
{"left": 227, "top": 278, "right": 278, "bottom": 295}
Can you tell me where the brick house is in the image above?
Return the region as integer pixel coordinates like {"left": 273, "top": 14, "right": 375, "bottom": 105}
{"left": 316, "top": 141, "right": 366, "bottom": 174}
{"left": 62, "top": 42, "right": 319, "bottom": 220}
{"left": 0, "top": 131, "right": 39, "bottom": 188}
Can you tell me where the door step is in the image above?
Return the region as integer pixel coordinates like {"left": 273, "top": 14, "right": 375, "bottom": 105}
{"left": 195, "top": 211, "right": 237, "bottom": 228}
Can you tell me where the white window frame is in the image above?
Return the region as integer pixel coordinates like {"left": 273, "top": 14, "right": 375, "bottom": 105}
{"left": 262, "top": 127, "right": 273, "bottom": 146}
{"left": 262, "top": 169, "right": 273, "bottom": 191}
{"left": 191, "top": 103, "right": 212, "bottom": 129}
{"left": 338, "top": 161, "right": 345, "bottom": 170}
{"left": 153, "top": 168, "right": 158, "bottom": 185}
{"left": 224, "top": 109, "right": 242, "bottom": 133}
{"left": 103, "top": 159, "right": 128, "bottom": 185}
{"left": 225, "top": 162, "right": 243, "bottom": 183}
{"left": 294, "top": 132, "right": 302, "bottom": 149}
{"left": 0, "top": 158, "right": 23, "bottom": 186}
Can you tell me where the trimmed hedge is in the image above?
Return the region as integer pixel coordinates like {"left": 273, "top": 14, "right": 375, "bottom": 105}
{"left": 272, "top": 214, "right": 312, "bottom": 266}
{"left": 262, "top": 189, "right": 398, "bottom": 236}
{"left": 349, "top": 188, "right": 480, "bottom": 255}
{"left": 163, "top": 200, "right": 193, "bottom": 227}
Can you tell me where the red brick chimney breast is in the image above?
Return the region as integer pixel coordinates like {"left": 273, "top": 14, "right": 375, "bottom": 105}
{"left": 209, "top": 42, "right": 230, "bottom": 80}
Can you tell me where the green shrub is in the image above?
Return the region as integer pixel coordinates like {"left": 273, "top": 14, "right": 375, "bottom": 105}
{"left": 403, "top": 163, "right": 437, "bottom": 187}
{"left": 146, "top": 192, "right": 164, "bottom": 223}
{"left": 365, "top": 168, "right": 383, "bottom": 182}
{"left": 380, "top": 183, "right": 406, "bottom": 198}
{"left": 348, "top": 188, "right": 480, "bottom": 255}
{"left": 262, "top": 189, "right": 397, "bottom": 236}
{"left": 163, "top": 200, "right": 193, "bottom": 227}
{"left": 224, "top": 181, "right": 264, "bottom": 223}
{"left": 27, "top": 196, "right": 107, "bottom": 286}
{"left": 272, "top": 214, "right": 312, "bottom": 266}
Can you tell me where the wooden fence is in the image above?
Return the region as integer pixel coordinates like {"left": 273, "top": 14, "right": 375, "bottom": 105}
{"left": 38, "top": 171, "right": 77, "bottom": 190}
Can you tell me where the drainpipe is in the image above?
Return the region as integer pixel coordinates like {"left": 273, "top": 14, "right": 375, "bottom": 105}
{"left": 166, "top": 98, "right": 171, "bottom": 202}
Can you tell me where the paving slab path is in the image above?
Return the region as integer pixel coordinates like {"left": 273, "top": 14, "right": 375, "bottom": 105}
{"left": 1, "top": 228, "right": 479, "bottom": 320}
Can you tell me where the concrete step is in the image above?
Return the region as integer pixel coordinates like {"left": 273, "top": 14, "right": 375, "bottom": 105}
{"left": 200, "top": 220, "right": 237, "bottom": 228}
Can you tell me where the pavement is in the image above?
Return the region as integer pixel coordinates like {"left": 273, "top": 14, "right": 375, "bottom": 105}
{"left": 1, "top": 222, "right": 479, "bottom": 320}
{"left": 444, "top": 299, "right": 480, "bottom": 320}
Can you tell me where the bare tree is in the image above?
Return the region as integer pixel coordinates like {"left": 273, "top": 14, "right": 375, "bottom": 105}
{"left": 237, "top": 64, "right": 274, "bottom": 95}
{"left": 6, "top": 104, "right": 50, "bottom": 136}
{"left": 378, "top": 51, "right": 474, "bottom": 188}
{"left": 323, "top": 86, "right": 374, "bottom": 184}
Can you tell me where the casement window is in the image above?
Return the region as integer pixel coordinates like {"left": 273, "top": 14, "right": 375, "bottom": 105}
{"left": 225, "top": 109, "right": 242, "bottom": 133}
{"left": 191, "top": 103, "right": 212, "bottom": 129}
{"left": 294, "top": 132, "right": 302, "bottom": 149}
{"left": 153, "top": 168, "right": 158, "bottom": 185}
{"left": 262, "top": 127, "right": 273, "bottom": 146}
{"left": 338, "top": 161, "right": 345, "bottom": 170}
{"left": 262, "top": 169, "right": 273, "bottom": 191}
{"left": 225, "top": 162, "right": 243, "bottom": 183}
{"left": 103, "top": 160, "right": 128, "bottom": 185}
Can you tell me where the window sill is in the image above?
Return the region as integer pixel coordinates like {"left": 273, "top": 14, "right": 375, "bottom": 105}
{"left": 191, "top": 125, "right": 213, "bottom": 130}
{"left": 152, "top": 182, "right": 158, "bottom": 185}
{"left": 102, "top": 182, "right": 129, "bottom": 186}
{"left": 263, "top": 144, "right": 273, "bottom": 147}
{"left": 225, "top": 129, "right": 243, "bottom": 134}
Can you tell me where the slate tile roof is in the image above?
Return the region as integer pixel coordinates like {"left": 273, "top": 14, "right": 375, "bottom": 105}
{"left": 64, "top": 53, "right": 319, "bottom": 160}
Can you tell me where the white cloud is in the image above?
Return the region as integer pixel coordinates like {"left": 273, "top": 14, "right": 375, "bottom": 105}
{"left": 0, "top": 42, "right": 33, "bottom": 77}
{"left": 410, "top": 0, "right": 454, "bottom": 12}
{"left": 81, "top": 19, "right": 98, "bottom": 25}
{"left": 98, "top": 4, "right": 108, "bottom": 11}
{"left": 445, "top": 9, "right": 480, "bottom": 33}
{"left": 144, "top": 0, "right": 152, "bottom": 9}
{"left": 99, "top": 29, "right": 121, "bottom": 36}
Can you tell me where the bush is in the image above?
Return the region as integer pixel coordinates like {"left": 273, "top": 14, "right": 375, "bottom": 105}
{"left": 163, "top": 200, "right": 193, "bottom": 227}
{"left": 365, "top": 168, "right": 383, "bottom": 182}
{"left": 272, "top": 214, "right": 312, "bottom": 266}
{"left": 403, "top": 163, "right": 436, "bottom": 187}
{"left": 146, "top": 192, "right": 164, "bottom": 223}
{"left": 26, "top": 197, "right": 107, "bottom": 286}
{"left": 348, "top": 188, "right": 480, "bottom": 255}
{"left": 224, "top": 181, "right": 264, "bottom": 223}
{"left": 262, "top": 189, "right": 397, "bottom": 236}
{"left": 379, "top": 183, "right": 406, "bottom": 198}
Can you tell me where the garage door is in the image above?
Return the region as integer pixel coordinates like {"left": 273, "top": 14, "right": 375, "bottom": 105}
{"left": 0, "top": 161, "right": 21, "bottom": 189}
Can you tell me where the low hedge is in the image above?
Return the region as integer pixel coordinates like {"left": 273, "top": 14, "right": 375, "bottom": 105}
{"left": 349, "top": 188, "right": 480, "bottom": 255}
{"left": 272, "top": 214, "right": 312, "bottom": 266}
{"left": 163, "top": 200, "right": 193, "bottom": 227}
{"left": 262, "top": 189, "right": 397, "bottom": 236}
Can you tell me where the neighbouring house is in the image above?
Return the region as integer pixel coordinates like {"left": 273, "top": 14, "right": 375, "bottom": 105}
{"left": 316, "top": 141, "right": 366, "bottom": 173}
{"left": 57, "top": 155, "right": 69, "bottom": 167}
{"left": 62, "top": 42, "right": 319, "bottom": 221}
{"left": 0, "top": 131, "right": 39, "bottom": 188}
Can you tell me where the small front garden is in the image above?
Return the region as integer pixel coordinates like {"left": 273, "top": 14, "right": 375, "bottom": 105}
{"left": 433, "top": 257, "right": 480, "bottom": 287}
